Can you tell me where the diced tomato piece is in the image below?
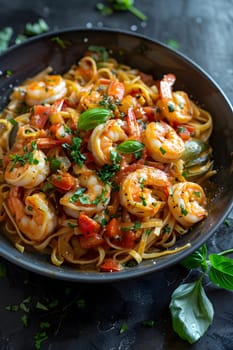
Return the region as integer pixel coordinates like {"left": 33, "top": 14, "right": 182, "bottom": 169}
{"left": 83, "top": 151, "right": 95, "bottom": 165}
{"left": 51, "top": 173, "right": 76, "bottom": 191}
{"left": 105, "top": 218, "right": 121, "bottom": 239}
{"left": 107, "top": 80, "right": 125, "bottom": 100}
{"left": 176, "top": 124, "right": 195, "bottom": 140}
{"left": 121, "top": 230, "right": 137, "bottom": 249}
{"left": 79, "top": 213, "right": 101, "bottom": 237}
{"left": 79, "top": 233, "right": 104, "bottom": 249}
{"left": 100, "top": 258, "right": 122, "bottom": 272}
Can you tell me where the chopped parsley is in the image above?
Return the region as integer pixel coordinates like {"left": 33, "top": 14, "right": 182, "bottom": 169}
{"left": 162, "top": 224, "right": 171, "bottom": 235}
{"left": 9, "top": 146, "right": 39, "bottom": 171}
{"left": 166, "top": 39, "right": 180, "bottom": 50}
{"left": 35, "top": 302, "right": 48, "bottom": 311}
{"left": 139, "top": 177, "right": 145, "bottom": 189}
{"left": 168, "top": 101, "right": 175, "bottom": 112}
{"left": 97, "top": 150, "right": 121, "bottom": 183}
{"left": 5, "top": 69, "right": 13, "bottom": 77}
{"left": 76, "top": 298, "right": 86, "bottom": 309}
{"left": 99, "top": 94, "right": 116, "bottom": 110}
{"left": 88, "top": 45, "right": 109, "bottom": 62}
{"left": 21, "top": 314, "right": 29, "bottom": 327}
{"left": 145, "top": 228, "right": 152, "bottom": 235}
{"left": 49, "top": 158, "right": 62, "bottom": 173}
{"left": 119, "top": 323, "right": 128, "bottom": 334}
{"left": 140, "top": 196, "right": 147, "bottom": 206}
{"left": 51, "top": 36, "right": 68, "bottom": 49}
{"left": 159, "top": 146, "right": 166, "bottom": 155}
{"left": 5, "top": 304, "right": 19, "bottom": 312}
{"left": 69, "top": 188, "right": 86, "bottom": 203}
{"left": 62, "top": 137, "right": 86, "bottom": 167}
{"left": 180, "top": 205, "right": 188, "bottom": 216}
{"left": 34, "top": 331, "right": 49, "bottom": 350}
{"left": 224, "top": 219, "right": 231, "bottom": 228}
{"left": 193, "top": 191, "right": 201, "bottom": 197}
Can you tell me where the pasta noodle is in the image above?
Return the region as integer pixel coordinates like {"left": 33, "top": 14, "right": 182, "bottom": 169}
{"left": 0, "top": 46, "right": 216, "bottom": 272}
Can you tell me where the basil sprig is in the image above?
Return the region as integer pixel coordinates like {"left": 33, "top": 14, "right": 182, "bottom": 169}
{"left": 170, "top": 243, "right": 233, "bottom": 344}
{"left": 78, "top": 108, "right": 111, "bottom": 131}
{"left": 117, "top": 140, "right": 144, "bottom": 153}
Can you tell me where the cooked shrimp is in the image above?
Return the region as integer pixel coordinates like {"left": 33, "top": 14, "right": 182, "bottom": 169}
{"left": 13, "top": 75, "right": 67, "bottom": 106}
{"left": 120, "top": 166, "right": 169, "bottom": 217}
{"left": 60, "top": 167, "right": 111, "bottom": 218}
{"left": 4, "top": 149, "right": 49, "bottom": 189}
{"left": 7, "top": 187, "right": 57, "bottom": 241}
{"left": 168, "top": 182, "right": 208, "bottom": 227}
{"left": 88, "top": 119, "right": 127, "bottom": 166}
{"left": 157, "top": 74, "right": 193, "bottom": 124}
{"left": 143, "top": 121, "right": 185, "bottom": 163}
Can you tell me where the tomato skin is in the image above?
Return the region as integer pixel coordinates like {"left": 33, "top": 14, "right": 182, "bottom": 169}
{"left": 105, "top": 218, "right": 121, "bottom": 239}
{"left": 100, "top": 259, "right": 122, "bottom": 272}
{"left": 78, "top": 213, "right": 101, "bottom": 238}
{"left": 51, "top": 173, "right": 76, "bottom": 191}
{"left": 79, "top": 233, "right": 104, "bottom": 249}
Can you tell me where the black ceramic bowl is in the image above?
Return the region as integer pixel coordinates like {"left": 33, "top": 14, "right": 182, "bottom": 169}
{"left": 0, "top": 28, "right": 233, "bottom": 282}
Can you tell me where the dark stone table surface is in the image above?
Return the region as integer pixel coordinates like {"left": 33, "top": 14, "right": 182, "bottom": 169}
{"left": 0, "top": 1, "right": 233, "bottom": 349}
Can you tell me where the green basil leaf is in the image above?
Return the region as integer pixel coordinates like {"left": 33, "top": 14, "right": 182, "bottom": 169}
{"left": 180, "top": 244, "right": 208, "bottom": 271}
{"left": 208, "top": 254, "right": 233, "bottom": 291}
{"left": 77, "top": 108, "right": 111, "bottom": 130}
{"left": 117, "top": 140, "right": 144, "bottom": 153}
{"left": 169, "top": 280, "right": 214, "bottom": 344}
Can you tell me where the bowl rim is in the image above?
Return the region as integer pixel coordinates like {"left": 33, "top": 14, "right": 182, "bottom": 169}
{"left": 0, "top": 27, "right": 233, "bottom": 282}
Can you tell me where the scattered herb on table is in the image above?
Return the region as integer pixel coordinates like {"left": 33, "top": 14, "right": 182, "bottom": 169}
{"left": 96, "top": 0, "right": 147, "bottom": 21}
{"left": 24, "top": 18, "right": 49, "bottom": 36}
{"left": 0, "top": 18, "right": 49, "bottom": 54}
{"left": 0, "top": 27, "right": 13, "bottom": 54}
{"left": 170, "top": 243, "right": 233, "bottom": 344}
{"left": 119, "top": 322, "right": 128, "bottom": 333}
{"left": 142, "top": 319, "right": 155, "bottom": 327}
{"left": 166, "top": 39, "right": 180, "bottom": 50}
